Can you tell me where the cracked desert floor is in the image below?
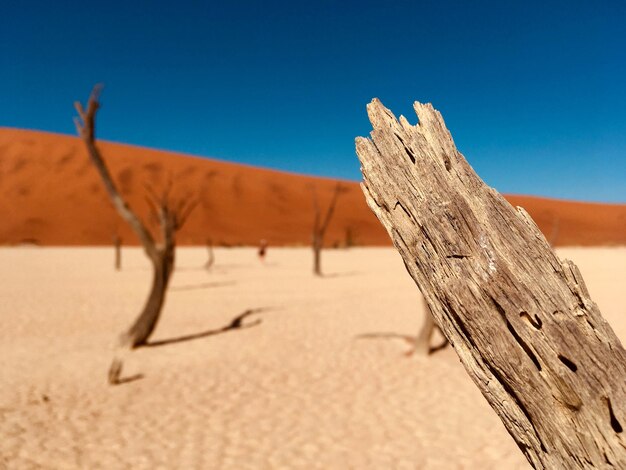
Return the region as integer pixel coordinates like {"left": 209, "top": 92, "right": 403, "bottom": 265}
{"left": 1, "top": 246, "right": 624, "bottom": 469}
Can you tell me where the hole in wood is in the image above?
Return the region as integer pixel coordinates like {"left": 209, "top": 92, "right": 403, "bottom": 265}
{"left": 520, "top": 311, "right": 542, "bottom": 329}
{"left": 394, "top": 201, "right": 413, "bottom": 222}
{"left": 607, "top": 398, "right": 623, "bottom": 433}
{"left": 491, "top": 296, "right": 542, "bottom": 371}
{"left": 558, "top": 354, "right": 578, "bottom": 372}
{"left": 403, "top": 146, "right": 416, "bottom": 164}
{"left": 506, "top": 319, "right": 542, "bottom": 371}
{"left": 394, "top": 132, "right": 416, "bottom": 164}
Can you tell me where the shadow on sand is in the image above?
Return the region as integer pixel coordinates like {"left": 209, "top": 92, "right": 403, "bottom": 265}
{"left": 320, "top": 271, "right": 360, "bottom": 278}
{"left": 111, "top": 308, "right": 269, "bottom": 385}
{"left": 145, "top": 308, "right": 269, "bottom": 348}
{"left": 174, "top": 266, "right": 213, "bottom": 272}
{"left": 115, "top": 373, "right": 144, "bottom": 385}
{"left": 170, "top": 281, "right": 236, "bottom": 292}
{"left": 355, "top": 332, "right": 448, "bottom": 355}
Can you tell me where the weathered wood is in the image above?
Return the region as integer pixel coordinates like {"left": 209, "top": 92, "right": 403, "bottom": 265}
{"left": 355, "top": 99, "right": 626, "bottom": 469}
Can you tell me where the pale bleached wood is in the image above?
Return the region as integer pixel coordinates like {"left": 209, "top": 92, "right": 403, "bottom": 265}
{"left": 355, "top": 98, "right": 626, "bottom": 469}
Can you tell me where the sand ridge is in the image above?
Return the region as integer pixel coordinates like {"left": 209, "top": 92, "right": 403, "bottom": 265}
{"left": 1, "top": 246, "right": 624, "bottom": 468}
{"left": 1, "top": 128, "right": 625, "bottom": 248}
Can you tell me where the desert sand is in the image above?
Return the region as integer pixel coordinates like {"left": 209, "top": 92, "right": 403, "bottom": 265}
{"left": 1, "top": 246, "right": 624, "bottom": 469}
{"left": 1, "top": 128, "right": 625, "bottom": 248}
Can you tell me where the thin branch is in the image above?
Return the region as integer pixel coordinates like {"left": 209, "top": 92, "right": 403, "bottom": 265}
{"left": 311, "top": 186, "right": 321, "bottom": 233}
{"left": 175, "top": 197, "right": 198, "bottom": 230}
{"left": 75, "top": 85, "right": 158, "bottom": 261}
{"left": 319, "top": 183, "right": 343, "bottom": 235}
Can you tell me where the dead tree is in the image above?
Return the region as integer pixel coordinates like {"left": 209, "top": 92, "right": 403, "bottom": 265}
{"left": 345, "top": 226, "right": 356, "bottom": 248}
{"left": 311, "top": 183, "right": 343, "bottom": 276}
{"left": 75, "top": 85, "right": 196, "bottom": 384}
{"left": 205, "top": 238, "right": 215, "bottom": 270}
{"left": 356, "top": 99, "right": 626, "bottom": 468}
{"left": 113, "top": 234, "right": 122, "bottom": 270}
{"left": 411, "top": 296, "right": 448, "bottom": 355}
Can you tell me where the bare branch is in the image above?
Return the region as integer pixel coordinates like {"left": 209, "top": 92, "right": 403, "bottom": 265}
{"left": 319, "top": 183, "right": 343, "bottom": 235}
{"left": 310, "top": 185, "right": 321, "bottom": 233}
{"left": 175, "top": 197, "right": 198, "bottom": 230}
{"left": 143, "top": 195, "right": 159, "bottom": 227}
{"left": 75, "top": 85, "right": 158, "bottom": 261}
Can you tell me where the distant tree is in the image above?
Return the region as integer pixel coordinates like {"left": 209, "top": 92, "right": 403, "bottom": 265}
{"left": 75, "top": 85, "right": 197, "bottom": 384}
{"left": 311, "top": 183, "right": 344, "bottom": 276}
{"left": 113, "top": 234, "right": 122, "bottom": 271}
{"left": 345, "top": 225, "right": 356, "bottom": 248}
{"left": 205, "top": 238, "right": 214, "bottom": 270}
{"left": 258, "top": 239, "right": 268, "bottom": 262}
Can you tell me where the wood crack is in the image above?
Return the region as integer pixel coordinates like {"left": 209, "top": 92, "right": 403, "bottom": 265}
{"left": 356, "top": 98, "right": 626, "bottom": 468}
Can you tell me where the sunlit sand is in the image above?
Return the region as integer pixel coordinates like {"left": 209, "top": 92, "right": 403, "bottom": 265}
{"left": 2, "top": 246, "right": 623, "bottom": 468}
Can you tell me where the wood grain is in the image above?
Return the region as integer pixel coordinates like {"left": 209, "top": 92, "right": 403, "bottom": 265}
{"left": 355, "top": 99, "right": 626, "bottom": 468}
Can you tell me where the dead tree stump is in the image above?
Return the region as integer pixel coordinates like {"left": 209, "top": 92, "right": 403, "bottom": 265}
{"left": 355, "top": 98, "right": 626, "bottom": 469}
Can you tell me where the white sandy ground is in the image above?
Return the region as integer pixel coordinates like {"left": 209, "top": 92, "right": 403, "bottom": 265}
{"left": 0, "top": 247, "right": 624, "bottom": 469}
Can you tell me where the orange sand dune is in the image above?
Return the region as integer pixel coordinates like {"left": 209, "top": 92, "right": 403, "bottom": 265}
{"left": 1, "top": 128, "right": 624, "bottom": 247}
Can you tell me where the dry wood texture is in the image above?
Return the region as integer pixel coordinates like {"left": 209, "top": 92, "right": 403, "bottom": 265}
{"left": 355, "top": 99, "right": 626, "bottom": 468}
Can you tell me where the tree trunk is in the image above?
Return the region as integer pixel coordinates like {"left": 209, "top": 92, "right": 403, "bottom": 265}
{"left": 205, "top": 240, "right": 214, "bottom": 270}
{"left": 413, "top": 297, "right": 448, "bottom": 355}
{"left": 114, "top": 235, "right": 122, "bottom": 271}
{"left": 313, "top": 233, "right": 322, "bottom": 276}
{"left": 311, "top": 183, "right": 343, "bottom": 277}
{"left": 123, "top": 248, "right": 174, "bottom": 348}
{"left": 108, "top": 244, "right": 174, "bottom": 383}
{"left": 355, "top": 99, "right": 626, "bottom": 468}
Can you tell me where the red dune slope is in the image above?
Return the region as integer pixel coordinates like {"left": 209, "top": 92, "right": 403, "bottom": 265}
{"left": 0, "top": 128, "right": 624, "bottom": 247}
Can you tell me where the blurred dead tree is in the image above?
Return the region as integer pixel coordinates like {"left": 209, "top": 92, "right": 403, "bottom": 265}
{"left": 409, "top": 297, "right": 449, "bottom": 355}
{"left": 113, "top": 234, "right": 122, "bottom": 271}
{"left": 205, "top": 238, "right": 214, "bottom": 270}
{"left": 75, "top": 85, "right": 197, "bottom": 384}
{"left": 311, "top": 183, "right": 344, "bottom": 276}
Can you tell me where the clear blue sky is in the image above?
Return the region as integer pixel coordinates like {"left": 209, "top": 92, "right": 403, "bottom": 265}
{"left": 2, "top": 1, "right": 625, "bottom": 202}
